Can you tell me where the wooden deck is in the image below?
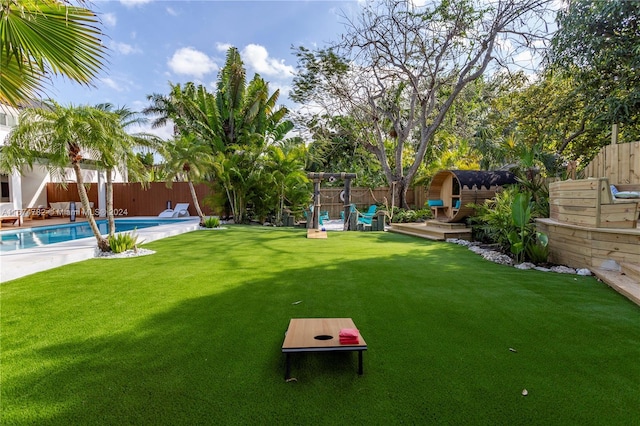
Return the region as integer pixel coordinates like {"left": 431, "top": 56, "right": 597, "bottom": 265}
{"left": 389, "top": 220, "right": 472, "bottom": 241}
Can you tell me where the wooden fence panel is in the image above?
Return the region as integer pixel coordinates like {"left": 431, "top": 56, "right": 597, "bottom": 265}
{"left": 47, "top": 182, "right": 434, "bottom": 219}
{"left": 316, "top": 186, "right": 429, "bottom": 219}
{"left": 47, "top": 182, "right": 215, "bottom": 217}
{"left": 583, "top": 141, "right": 640, "bottom": 184}
{"left": 46, "top": 183, "right": 99, "bottom": 208}
{"left": 111, "top": 182, "right": 215, "bottom": 216}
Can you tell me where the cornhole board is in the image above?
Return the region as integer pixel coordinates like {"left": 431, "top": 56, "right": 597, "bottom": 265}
{"left": 307, "top": 229, "right": 327, "bottom": 239}
{"left": 282, "top": 318, "right": 367, "bottom": 380}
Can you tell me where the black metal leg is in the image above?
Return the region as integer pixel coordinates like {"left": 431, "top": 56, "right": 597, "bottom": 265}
{"left": 358, "top": 350, "right": 363, "bottom": 375}
{"left": 285, "top": 353, "right": 291, "bottom": 380}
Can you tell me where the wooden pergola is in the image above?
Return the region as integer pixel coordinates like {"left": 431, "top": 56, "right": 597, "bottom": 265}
{"left": 307, "top": 172, "right": 357, "bottom": 231}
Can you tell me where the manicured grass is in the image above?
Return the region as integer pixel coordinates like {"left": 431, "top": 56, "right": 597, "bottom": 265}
{"left": 1, "top": 226, "right": 639, "bottom": 424}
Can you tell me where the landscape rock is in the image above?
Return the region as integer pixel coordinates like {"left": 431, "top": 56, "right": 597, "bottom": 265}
{"left": 94, "top": 248, "right": 155, "bottom": 259}
{"left": 446, "top": 239, "right": 590, "bottom": 276}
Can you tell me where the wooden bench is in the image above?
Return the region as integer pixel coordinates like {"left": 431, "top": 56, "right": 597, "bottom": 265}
{"left": 549, "top": 178, "right": 639, "bottom": 229}
{"left": 428, "top": 199, "right": 448, "bottom": 219}
{"left": 613, "top": 184, "right": 640, "bottom": 202}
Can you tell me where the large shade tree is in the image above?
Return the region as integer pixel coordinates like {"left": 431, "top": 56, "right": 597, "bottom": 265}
{"left": 0, "top": 0, "right": 107, "bottom": 106}
{"left": 548, "top": 0, "right": 640, "bottom": 134}
{"left": 292, "top": 0, "right": 555, "bottom": 207}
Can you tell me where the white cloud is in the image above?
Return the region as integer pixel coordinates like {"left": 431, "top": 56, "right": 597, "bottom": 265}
{"left": 216, "top": 42, "right": 233, "bottom": 52}
{"left": 241, "top": 44, "right": 295, "bottom": 78}
{"left": 166, "top": 6, "right": 178, "bottom": 16}
{"left": 102, "top": 12, "right": 116, "bottom": 27}
{"left": 129, "top": 120, "right": 174, "bottom": 141}
{"left": 110, "top": 41, "right": 141, "bottom": 55}
{"left": 100, "top": 77, "right": 125, "bottom": 92}
{"left": 167, "top": 47, "right": 218, "bottom": 78}
{"left": 119, "top": 0, "right": 152, "bottom": 8}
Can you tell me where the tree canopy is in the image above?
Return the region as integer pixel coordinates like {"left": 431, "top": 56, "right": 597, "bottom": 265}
{"left": 0, "top": 0, "right": 107, "bottom": 106}
{"left": 549, "top": 0, "right": 640, "bottom": 127}
{"left": 292, "top": 0, "right": 555, "bottom": 207}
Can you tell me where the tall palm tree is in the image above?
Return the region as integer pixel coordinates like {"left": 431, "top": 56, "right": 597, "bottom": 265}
{"left": 264, "top": 143, "right": 309, "bottom": 225}
{"left": 0, "top": 0, "right": 107, "bottom": 106}
{"left": 0, "top": 101, "right": 127, "bottom": 251}
{"left": 160, "top": 134, "right": 213, "bottom": 226}
{"left": 210, "top": 48, "right": 292, "bottom": 223}
{"left": 145, "top": 47, "right": 293, "bottom": 223}
{"left": 94, "top": 103, "right": 155, "bottom": 237}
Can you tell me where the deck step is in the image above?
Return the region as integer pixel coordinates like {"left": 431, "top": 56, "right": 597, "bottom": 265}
{"left": 620, "top": 262, "right": 640, "bottom": 283}
{"left": 389, "top": 222, "right": 472, "bottom": 241}
{"left": 593, "top": 268, "right": 640, "bottom": 306}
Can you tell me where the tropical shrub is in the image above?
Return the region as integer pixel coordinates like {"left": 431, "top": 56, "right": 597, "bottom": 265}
{"left": 391, "top": 208, "right": 432, "bottom": 223}
{"left": 469, "top": 187, "right": 518, "bottom": 249}
{"left": 470, "top": 186, "right": 548, "bottom": 263}
{"left": 108, "top": 231, "right": 139, "bottom": 253}
{"left": 507, "top": 192, "right": 548, "bottom": 264}
{"left": 203, "top": 216, "right": 221, "bottom": 228}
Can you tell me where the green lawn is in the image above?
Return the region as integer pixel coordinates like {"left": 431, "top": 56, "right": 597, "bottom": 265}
{"left": 2, "top": 226, "right": 639, "bottom": 425}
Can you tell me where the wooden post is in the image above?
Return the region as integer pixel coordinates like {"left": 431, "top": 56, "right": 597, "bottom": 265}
{"left": 612, "top": 123, "right": 619, "bottom": 144}
{"left": 343, "top": 177, "right": 352, "bottom": 231}
{"left": 313, "top": 179, "right": 321, "bottom": 230}
{"left": 307, "top": 172, "right": 358, "bottom": 231}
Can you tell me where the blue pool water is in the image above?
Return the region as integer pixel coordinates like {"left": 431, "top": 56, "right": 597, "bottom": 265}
{"left": 0, "top": 219, "right": 187, "bottom": 252}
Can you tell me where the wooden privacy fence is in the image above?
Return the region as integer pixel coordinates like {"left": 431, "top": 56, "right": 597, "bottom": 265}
{"left": 46, "top": 183, "right": 99, "bottom": 209}
{"left": 47, "top": 182, "right": 431, "bottom": 219}
{"left": 47, "top": 182, "right": 215, "bottom": 217}
{"left": 316, "top": 187, "right": 429, "bottom": 219}
{"left": 582, "top": 141, "right": 640, "bottom": 184}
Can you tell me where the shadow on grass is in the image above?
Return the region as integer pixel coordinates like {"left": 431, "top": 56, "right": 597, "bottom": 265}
{"left": 3, "top": 227, "right": 640, "bottom": 424}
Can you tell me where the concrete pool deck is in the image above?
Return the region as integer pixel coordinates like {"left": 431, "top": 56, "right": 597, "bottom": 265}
{"left": 0, "top": 217, "right": 201, "bottom": 283}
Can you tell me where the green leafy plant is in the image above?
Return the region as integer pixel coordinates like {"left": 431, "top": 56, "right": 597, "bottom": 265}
{"left": 108, "top": 231, "right": 140, "bottom": 253}
{"left": 471, "top": 186, "right": 548, "bottom": 263}
{"left": 203, "top": 216, "right": 221, "bottom": 228}
{"left": 390, "top": 207, "right": 432, "bottom": 223}
{"left": 508, "top": 192, "right": 533, "bottom": 263}
{"left": 526, "top": 232, "right": 550, "bottom": 264}
{"left": 469, "top": 187, "right": 519, "bottom": 249}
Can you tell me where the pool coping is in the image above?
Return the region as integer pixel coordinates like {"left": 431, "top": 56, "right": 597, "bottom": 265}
{"left": 0, "top": 217, "right": 201, "bottom": 283}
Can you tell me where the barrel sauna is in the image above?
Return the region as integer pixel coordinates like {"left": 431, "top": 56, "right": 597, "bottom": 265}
{"left": 427, "top": 170, "right": 517, "bottom": 222}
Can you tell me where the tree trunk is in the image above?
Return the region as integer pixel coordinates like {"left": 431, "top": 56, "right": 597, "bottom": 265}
{"left": 106, "top": 169, "right": 115, "bottom": 237}
{"left": 188, "top": 179, "right": 205, "bottom": 225}
{"left": 73, "top": 162, "right": 110, "bottom": 252}
{"left": 397, "top": 178, "right": 409, "bottom": 209}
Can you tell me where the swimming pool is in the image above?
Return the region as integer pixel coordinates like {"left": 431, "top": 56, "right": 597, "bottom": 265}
{"left": 0, "top": 218, "right": 189, "bottom": 252}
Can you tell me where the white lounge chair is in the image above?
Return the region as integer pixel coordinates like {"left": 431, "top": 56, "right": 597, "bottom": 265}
{"left": 158, "top": 203, "right": 190, "bottom": 218}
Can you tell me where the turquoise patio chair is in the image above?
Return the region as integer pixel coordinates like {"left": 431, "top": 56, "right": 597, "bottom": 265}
{"left": 340, "top": 203, "right": 357, "bottom": 221}
{"left": 357, "top": 205, "right": 377, "bottom": 225}
{"left": 309, "top": 205, "right": 330, "bottom": 225}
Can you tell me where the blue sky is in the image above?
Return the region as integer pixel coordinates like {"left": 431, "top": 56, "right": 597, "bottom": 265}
{"left": 50, "top": 0, "right": 363, "bottom": 137}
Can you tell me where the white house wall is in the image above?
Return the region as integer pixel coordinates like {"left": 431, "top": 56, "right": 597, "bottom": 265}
{"left": 20, "top": 165, "right": 48, "bottom": 208}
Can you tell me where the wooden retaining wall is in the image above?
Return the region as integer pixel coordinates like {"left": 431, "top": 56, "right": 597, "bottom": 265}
{"left": 583, "top": 141, "right": 640, "bottom": 184}
{"left": 537, "top": 219, "right": 640, "bottom": 270}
